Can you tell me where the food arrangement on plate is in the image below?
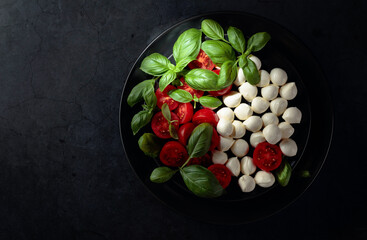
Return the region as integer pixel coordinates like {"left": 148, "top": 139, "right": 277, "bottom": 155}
{"left": 127, "top": 19, "right": 302, "bottom": 198}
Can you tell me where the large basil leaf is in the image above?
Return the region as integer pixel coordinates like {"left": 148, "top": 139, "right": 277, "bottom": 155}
{"left": 247, "top": 32, "right": 271, "bottom": 52}
{"left": 159, "top": 70, "right": 177, "bottom": 92}
{"left": 168, "top": 89, "right": 193, "bottom": 103}
{"left": 150, "top": 167, "right": 178, "bottom": 183}
{"left": 199, "top": 96, "right": 222, "bottom": 108}
{"left": 187, "top": 123, "right": 213, "bottom": 159}
{"left": 131, "top": 110, "right": 153, "bottom": 135}
{"left": 275, "top": 159, "right": 292, "bottom": 187}
{"left": 201, "top": 19, "right": 224, "bottom": 40}
{"left": 238, "top": 54, "right": 248, "bottom": 68}
{"left": 175, "top": 56, "right": 196, "bottom": 72}
{"left": 201, "top": 40, "right": 236, "bottom": 65}
{"left": 143, "top": 84, "right": 157, "bottom": 109}
{"left": 180, "top": 165, "right": 224, "bottom": 198}
{"left": 127, "top": 79, "right": 155, "bottom": 107}
{"left": 227, "top": 26, "right": 246, "bottom": 54}
{"left": 138, "top": 133, "right": 164, "bottom": 158}
{"left": 184, "top": 69, "right": 220, "bottom": 91}
{"left": 140, "top": 53, "right": 171, "bottom": 76}
{"left": 217, "top": 60, "right": 238, "bottom": 89}
{"left": 242, "top": 58, "right": 260, "bottom": 85}
{"left": 173, "top": 28, "right": 202, "bottom": 63}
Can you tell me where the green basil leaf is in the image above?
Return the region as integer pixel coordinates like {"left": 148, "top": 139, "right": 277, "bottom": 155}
{"left": 138, "top": 133, "right": 164, "bottom": 158}
{"left": 180, "top": 165, "right": 224, "bottom": 198}
{"left": 168, "top": 63, "right": 176, "bottom": 71}
{"left": 247, "top": 32, "right": 271, "bottom": 52}
{"left": 201, "top": 19, "right": 224, "bottom": 40}
{"left": 131, "top": 110, "right": 153, "bottom": 135}
{"left": 159, "top": 70, "right": 176, "bottom": 92}
{"left": 140, "top": 53, "right": 171, "bottom": 76}
{"left": 173, "top": 28, "right": 202, "bottom": 63}
{"left": 299, "top": 170, "right": 311, "bottom": 178}
{"left": 169, "top": 124, "right": 179, "bottom": 139}
{"left": 150, "top": 167, "right": 178, "bottom": 183}
{"left": 242, "top": 58, "right": 260, "bottom": 85}
{"left": 185, "top": 68, "right": 220, "bottom": 91}
{"left": 218, "top": 60, "right": 237, "bottom": 88}
{"left": 171, "top": 78, "right": 183, "bottom": 87}
{"left": 227, "top": 26, "right": 246, "bottom": 54}
{"left": 199, "top": 96, "right": 222, "bottom": 108}
{"left": 143, "top": 84, "right": 157, "bottom": 109}
{"left": 168, "top": 89, "right": 193, "bottom": 103}
{"left": 127, "top": 80, "right": 155, "bottom": 107}
{"left": 161, "top": 103, "right": 171, "bottom": 121}
{"left": 238, "top": 54, "right": 248, "bottom": 68}
{"left": 175, "top": 57, "right": 196, "bottom": 72}
{"left": 201, "top": 40, "right": 236, "bottom": 65}
{"left": 187, "top": 123, "right": 213, "bottom": 159}
{"left": 275, "top": 160, "right": 292, "bottom": 187}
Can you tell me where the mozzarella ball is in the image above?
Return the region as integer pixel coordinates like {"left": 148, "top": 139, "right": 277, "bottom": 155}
{"left": 251, "top": 97, "right": 269, "bottom": 114}
{"left": 231, "top": 139, "right": 249, "bottom": 157}
{"left": 212, "top": 150, "right": 228, "bottom": 165}
{"left": 270, "top": 68, "right": 288, "bottom": 86}
{"left": 234, "top": 103, "right": 253, "bottom": 120}
{"left": 279, "top": 138, "right": 298, "bottom": 157}
{"left": 270, "top": 97, "right": 288, "bottom": 116}
{"left": 218, "top": 136, "right": 235, "bottom": 151}
{"left": 261, "top": 84, "right": 279, "bottom": 101}
{"left": 217, "top": 107, "right": 235, "bottom": 122}
{"left": 256, "top": 70, "right": 270, "bottom": 87}
{"left": 231, "top": 120, "right": 246, "bottom": 138}
{"left": 223, "top": 91, "right": 242, "bottom": 108}
{"left": 234, "top": 67, "right": 246, "bottom": 86}
{"left": 240, "top": 156, "right": 256, "bottom": 175}
{"left": 280, "top": 82, "right": 297, "bottom": 100}
{"left": 278, "top": 122, "right": 294, "bottom": 139}
{"left": 217, "top": 119, "right": 233, "bottom": 137}
{"left": 254, "top": 171, "right": 275, "bottom": 188}
{"left": 282, "top": 107, "right": 302, "bottom": 124}
{"left": 249, "top": 55, "right": 261, "bottom": 70}
{"left": 262, "top": 112, "right": 279, "bottom": 127}
{"left": 250, "top": 131, "right": 266, "bottom": 148}
{"left": 226, "top": 157, "right": 241, "bottom": 177}
{"left": 239, "top": 82, "right": 258, "bottom": 102}
{"left": 243, "top": 116, "right": 263, "bottom": 132}
{"left": 238, "top": 175, "right": 256, "bottom": 192}
{"left": 263, "top": 124, "right": 282, "bottom": 144}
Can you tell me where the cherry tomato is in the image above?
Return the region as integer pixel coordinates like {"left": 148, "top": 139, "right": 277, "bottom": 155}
{"left": 174, "top": 102, "right": 194, "bottom": 124}
{"left": 208, "top": 164, "right": 232, "bottom": 189}
{"left": 253, "top": 142, "right": 283, "bottom": 172}
{"left": 151, "top": 111, "right": 179, "bottom": 139}
{"left": 177, "top": 77, "right": 204, "bottom": 98}
{"left": 155, "top": 85, "right": 179, "bottom": 110}
{"left": 187, "top": 153, "right": 212, "bottom": 168}
{"left": 160, "top": 141, "right": 188, "bottom": 167}
{"left": 178, "top": 123, "right": 195, "bottom": 146}
{"left": 192, "top": 108, "right": 219, "bottom": 128}
{"left": 188, "top": 49, "right": 215, "bottom": 70}
{"left": 210, "top": 128, "right": 219, "bottom": 151}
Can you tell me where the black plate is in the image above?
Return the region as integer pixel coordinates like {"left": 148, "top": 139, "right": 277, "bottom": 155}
{"left": 119, "top": 12, "right": 333, "bottom": 224}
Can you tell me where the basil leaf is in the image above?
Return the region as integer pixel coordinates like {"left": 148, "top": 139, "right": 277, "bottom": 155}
{"left": 169, "top": 124, "right": 179, "bottom": 139}
{"left": 180, "top": 165, "right": 223, "bottom": 198}
{"left": 218, "top": 60, "right": 237, "bottom": 88}
{"left": 159, "top": 70, "right": 176, "bottom": 92}
{"left": 173, "top": 28, "right": 202, "bottom": 63}
{"left": 143, "top": 84, "right": 157, "bottom": 109}
{"left": 140, "top": 53, "right": 171, "bottom": 76}
{"left": 238, "top": 54, "right": 248, "bottom": 68}
{"left": 150, "top": 167, "right": 178, "bottom": 183}
{"left": 299, "top": 170, "right": 311, "bottom": 178}
{"left": 187, "top": 123, "right": 213, "bottom": 159}
{"left": 161, "top": 103, "right": 171, "bottom": 121}
{"left": 168, "top": 89, "right": 193, "bottom": 103}
{"left": 242, "top": 58, "right": 260, "bottom": 85}
{"left": 201, "top": 19, "right": 224, "bottom": 40}
{"left": 127, "top": 79, "right": 155, "bottom": 107}
{"left": 275, "top": 160, "right": 292, "bottom": 187}
{"left": 247, "top": 32, "right": 271, "bottom": 52}
{"left": 185, "top": 68, "right": 220, "bottom": 91}
{"left": 199, "top": 96, "right": 222, "bottom": 108}
{"left": 201, "top": 40, "right": 236, "bottom": 65}
{"left": 227, "top": 26, "right": 246, "bottom": 54}
{"left": 138, "top": 133, "right": 164, "bottom": 158}
{"left": 171, "top": 78, "right": 183, "bottom": 87}
{"left": 131, "top": 110, "right": 153, "bottom": 135}
{"left": 175, "top": 57, "right": 196, "bottom": 72}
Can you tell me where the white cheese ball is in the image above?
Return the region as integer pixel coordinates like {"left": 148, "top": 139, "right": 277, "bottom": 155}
{"left": 243, "top": 116, "right": 263, "bottom": 132}
{"left": 249, "top": 55, "right": 261, "bottom": 70}
{"left": 279, "top": 138, "right": 298, "bottom": 157}
{"left": 256, "top": 70, "right": 270, "bottom": 87}
{"left": 234, "top": 103, "right": 253, "bottom": 120}
{"left": 270, "top": 97, "right": 288, "bottom": 116}
{"left": 231, "top": 120, "right": 246, "bottom": 138}
{"left": 261, "top": 84, "right": 279, "bottom": 101}
{"left": 270, "top": 68, "right": 288, "bottom": 86}
{"left": 234, "top": 67, "right": 246, "bottom": 86}
{"left": 218, "top": 136, "right": 235, "bottom": 151}
{"left": 212, "top": 150, "right": 228, "bottom": 165}
{"left": 223, "top": 91, "right": 242, "bottom": 108}
{"left": 282, "top": 107, "right": 302, "bottom": 124}
{"left": 280, "top": 82, "right": 297, "bottom": 100}
{"left": 240, "top": 156, "right": 256, "bottom": 175}
{"left": 254, "top": 171, "right": 275, "bottom": 188}
{"left": 251, "top": 97, "right": 269, "bottom": 114}
{"left": 278, "top": 122, "right": 294, "bottom": 139}
{"left": 226, "top": 157, "right": 241, "bottom": 177}
{"left": 263, "top": 124, "right": 282, "bottom": 144}
{"left": 250, "top": 131, "right": 266, "bottom": 148}
{"left": 231, "top": 139, "right": 249, "bottom": 158}
{"left": 216, "top": 107, "right": 235, "bottom": 122}
{"left": 239, "top": 82, "right": 258, "bottom": 102}
{"left": 217, "top": 119, "right": 233, "bottom": 137}
{"left": 238, "top": 175, "right": 256, "bottom": 192}
{"left": 262, "top": 112, "right": 279, "bottom": 127}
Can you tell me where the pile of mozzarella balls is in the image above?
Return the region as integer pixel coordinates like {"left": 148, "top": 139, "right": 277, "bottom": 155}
{"left": 212, "top": 55, "right": 302, "bottom": 193}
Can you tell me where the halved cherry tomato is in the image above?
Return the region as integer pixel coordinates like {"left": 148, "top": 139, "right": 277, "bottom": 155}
{"left": 155, "top": 85, "right": 179, "bottom": 110}
{"left": 253, "top": 142, "right": 283, "bottom": 172}
{"left": 178, "top": 123, "right": 195, "bottom": 146}
{"left": 177, "top": 77, "right": 204, "bottom": 98}
{"left": 188, "top": 49, "right": 215, "bottom": 70}
{"left": 210, "top": 128, "right": 219, "bottom": 151}
{"left": 174, "top": 102, "right": 194, "bottom": 124}
{"left": 192, "top": 108, "right": 219, "bottom": 127}
{"left": 187, "top": 153, "right": 212, "bottom": 168}
{"left": 208, "top": 68, "right": 233, "bottom": 96}
{"left": 151, "top": 111, "right": 179, "bottom": 139}
{"left": 208, "top": 164, "right": 232, "bottom": 189}
{"left": 160, "top": 141, "right": 188, "bottom": 167}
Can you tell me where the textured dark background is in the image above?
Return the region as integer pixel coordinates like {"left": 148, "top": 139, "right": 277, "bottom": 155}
{"left": 1, "top": 0, "right": 366, "bottom": 239}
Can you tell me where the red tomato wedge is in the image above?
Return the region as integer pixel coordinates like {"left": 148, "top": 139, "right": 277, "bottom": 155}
{"left": 187, "top": 153, "right": 212, "bottom": 168}
{"left": 210, "top": 128, "right": 219, "bottom": 151}
{"left": 174, "top": 102, "right": 194, "bottom": 124}
{"left": 177, "top": 77, "right": 204, "bottom": 98}
{"left": 208, "top": 164, "right": 232, "bottom": 189}
{"left": 192, "top": 108, "right": 219, "bottom": 128}
{"left": 151, "top": 111, "right": 179, "bottom": 139}
{"left": 253, "top": 142, "right": 283, "bottom": 172}
{"left": 155, "top": 85, "right": 179, "bottom": 110}
{"left": 188, "top": 49, "right": 215, "bottom": 70}
{"left": 208, "top": 69, "right": 232, "bottom": 96}
{"left": 178, "top": 123, "right": 195, "bottom": 146}
{"left": 160, "top": 141, "right": 188, "bottom": 167}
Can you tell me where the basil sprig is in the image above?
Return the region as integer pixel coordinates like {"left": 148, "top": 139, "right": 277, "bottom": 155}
{"left": 275, "top": 159, "right": 292, "bottom": 187}
{"left": 168, "top": 89, "right": 222, "bottom": 108}
{"left": 161, "top": 103, "right": 178, "bottom": 139}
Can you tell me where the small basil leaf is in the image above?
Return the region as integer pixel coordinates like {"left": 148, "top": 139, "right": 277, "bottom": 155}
{"left": 201, "top": 40, "right": 236, "bottom": 65}
{"left": 238, "top": 54, "right": 248, "bottom": 68}
{"left": 187, "top": 123, "right": 213, "bottom": 159}
{"left": 242, "top": 58, "right": 260, "bottom": 85}
{"left": 180, "top": 165, "right": 224, "bottom": 198}
{"left": 159, "top": 70, "right": 177, "bottom": 92}
{"left": 171, "top": 78, "right": 183, "bottom": 87}
{"left": 131, "top": 110, "right": 153, "bottom": 135}
{"left": 143, "top": 84, "right": 157, "bottom": 109}
{"left": 150, "top": 167, "right": 178, "bottom": 183}
{"left": 299, "top": 170, "right": 311, "bottom": 178}
{"left": 138, "top": 133, "right": 164, "bottom": 158}
{"left": 275, "top": 160, "right": 292, "bottom": 187}
{"left": 127, "top": 79, "right": 155, "bottom": 107}
{"left": 185, "top": 68, "right": 220, "bottom": 91}
{"left": 199, "top": 96, "right": 222, "bottom": 108}
{"left": 173, "top": 28, "right": 202, "bottom": 63}
{"left": 227, "top": 26, "right": 246, "bottom": 54}
{"left": 175, "top": 57, "right": 196, "bottom": 72}
{"left": 140, "top": 53, "right": 171, "bottom": 76}
{"left": 218, "top": 60, "right": 237, "bottom": 88}
{"left": 169, "top": 124, "right": 179, "bottom": 139}
{"left": 168, "top": 89, "right": 193, "bottom": 103}
{"left": 201, "top": 19, "right": 224, "bottom": 40}
{"left": 247, "top": 32, "right": 271, "bottom": 52}
{"left": 161, "top": 103, "right": 171, "bottom": 121}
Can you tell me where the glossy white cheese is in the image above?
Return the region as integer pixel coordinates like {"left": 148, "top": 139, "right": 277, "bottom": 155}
{"left": 223, "top": 91, "right": 242, "bottom": 108}
{"left": 218, "top": 136, "right": 235, "bottom": 151}
{"left": 278, "top": 122, "right": 294, "bottom": 139}
{"left": 226, "top": 157, "right": 241, "bottom": 177}
{"left": 254, "top": 171, "right": 275, "bottom": 188}
{"left": 279, "top": 138, "right": 298, "bottom": 157}
{"left": 231, "top": 139, "right": 249, "bottom": 157}
{"left": 270, "top": 68, "right": 288, "bottom": 86}
{"left": 240, "top": 156, "right": 256, "bottom": 175}
{"left": 249, "top": 55, "right": 261, "bottom": 70}
{"left": 263, "top": 124, "right": 282, "bottom": 144}
{"left": 251, "top": 97, "right": 270, "bottom": 114}
{"left": 238, "top": 175, "right": 256, "bottom": 192}
{"left": 243, "top": 116, "right": 263, "bottom": 132}
{"left": 256, "top": 70, "right": 270, "bottom": 87}
{"left": 280, "top": 82, "right": 297, "bottom": 100}
{"left": 261, "top": 84, "right": 279, "bottom": 101}
{"left": 234, "top": 67, "right": 246, "bottom": 86}
{"left": 217, "top": 119, "right": 233, "bottom": 137}
{"left": 231, "top": 120, "right": 246, "bottom": 138}
{"left": 270, "top": 97, "right": 288, "bottom": 116}
{"left": 212, "top": 150, "right": 228, "bottom": 165}
{"left": 250, "top": 131, "right": 266, "bottom": 148}
{"left": 239, "top": 82, "right": 258, "bottom": 102}
{"left": 216, "top": 107, "right": 235, "bottom": 122}
{"left": 234, "top": 103, "right": 253, "bottom": 120}
{"left": 282, "top": 107, "right": 302, "bottom": 124}
{"left": 262, "top": 112, "right": 279, "bottom": 127}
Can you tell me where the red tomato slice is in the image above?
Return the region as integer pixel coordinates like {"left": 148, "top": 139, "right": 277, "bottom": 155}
{"left": 210, "top": 128, "right": 219, "bottom": 151}
{"left": 178, "top": 123, "right": 195, "bottom": 146}
{"left": 253, "top": 142, "right": 283, "bottom": 172}
{"left": 208, "top": 68, "right": 232, "bottom": 96}
{"left": 208, "top": 164, "right": 232, "bottom": 189}
{"left": 187, "top": 153, "right": 212, "bottom": 168}
{"left": 192, "top": 108, "right": 219, "bottom": 128}
{"left": 174, "top": 102, "right": 194, "bottom": 124}
{"left": 188, "top": 49, "right": 215, "bottom": 70}
{"left": 177, "top": 77, "right": 204, "bottom": 98}
{"left": 155, "top": 85, "right": 179, "bottom": 110}
{"left": 160, "top": 141, "right": 188, "bottom": 167}
{"left": 151, "top": 111, "right": 179, "bottom": 139}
